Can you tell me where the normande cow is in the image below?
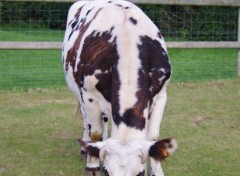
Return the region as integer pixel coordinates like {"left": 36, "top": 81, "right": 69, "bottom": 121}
{"left": 62, "top": 0, "right": 177, "bottom": 175}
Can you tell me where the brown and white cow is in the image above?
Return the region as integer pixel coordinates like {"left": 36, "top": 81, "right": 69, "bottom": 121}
{"left": 62, "top": 0, "right": 177, "bottom": 175}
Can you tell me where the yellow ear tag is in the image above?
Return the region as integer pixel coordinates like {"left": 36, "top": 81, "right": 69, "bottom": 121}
{"left": 161, "top": 148, "right": 169, "bottom": 157}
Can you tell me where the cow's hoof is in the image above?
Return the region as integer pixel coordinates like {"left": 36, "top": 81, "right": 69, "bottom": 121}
{"left": 85, "top": 167, "right": 101, "bottom": 176}
{"left": 80, "top": 150, "right": 86, "bottom": 161}
{"left": 102, "top": 167, "right": 109, "bottom": 176}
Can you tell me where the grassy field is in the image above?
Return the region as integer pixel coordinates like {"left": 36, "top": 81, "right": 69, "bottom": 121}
{"left": 0, "top": 79, "right": 239, "bottom": 175}
{"left": 0, "top": 48, "right": 238, "bottom": 90}
{"left": 1, "top": 24, "right": 239, "bottom": 89}
{"left": 1, "top": 24, "right": 240, "bottom": 175}
{"left": 0, "top": 47, "right": 238, "bottom": 89}
{"left": 0, "top": 24, "right": 64, "bottom": 42}
{"left": 0, "top": 25, "right": 238, "bottom": 89}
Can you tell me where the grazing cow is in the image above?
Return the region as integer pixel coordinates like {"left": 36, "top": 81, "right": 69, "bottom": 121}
{"left": 62, "top": 0, "right": 177, "bottom": 175}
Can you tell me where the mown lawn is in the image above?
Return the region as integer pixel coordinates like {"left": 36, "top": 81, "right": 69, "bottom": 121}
{"left": 0, "top": 24, "right": 238, "bottom": 89}
{"left": 0, "top": 24, "right": 64, "bottom": 42}
{"left": 1, "top": 24, "right": 239, "bottom": 175}
{"left": 0, "top": 49, "right": 65, "bottom": 89}
{"left": 0, "top": 48, "right": 238, "bottom": 89}
{"left": 0, "top": 79, "right": 239, "bottom": 175}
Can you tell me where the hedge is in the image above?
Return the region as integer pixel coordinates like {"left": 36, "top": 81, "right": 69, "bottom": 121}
{"left": 0, "top": 1, "right": 238, "bottom": 41}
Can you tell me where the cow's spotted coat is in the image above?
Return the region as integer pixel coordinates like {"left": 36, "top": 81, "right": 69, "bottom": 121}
{"left": 62, "top": 0, "right": 177, "bottom": 175}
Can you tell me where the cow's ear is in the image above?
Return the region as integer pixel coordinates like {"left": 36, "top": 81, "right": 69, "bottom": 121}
{"left": 148, "top": 138, "right": 178, "bottom": 161}
{"left": 78, "top": 139, "right": 105, "bottom": 158}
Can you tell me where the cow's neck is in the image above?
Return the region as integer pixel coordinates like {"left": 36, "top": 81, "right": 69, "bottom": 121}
{"left": 111, "top": 122, "right": 147, "bottom": 141}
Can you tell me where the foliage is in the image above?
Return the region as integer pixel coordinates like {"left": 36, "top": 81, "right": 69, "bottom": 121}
{"left": 0, "top": 1, "right": 2, "bottom": 23}
{"left": 1, "top": 1, "right": 72, "bottom": 29}
{"left": 0, "top": 2, "right": 238, "bottom": 41}
{"left": 191, "top": 6, "right": 238, "bottom": 41}
{"left": 139, "top": 5, "right": 238, "bottom": 41}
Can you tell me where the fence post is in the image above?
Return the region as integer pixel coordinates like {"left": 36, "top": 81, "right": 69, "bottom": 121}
{"left": 238, "top": 7, "right": 240, "bottom": 76}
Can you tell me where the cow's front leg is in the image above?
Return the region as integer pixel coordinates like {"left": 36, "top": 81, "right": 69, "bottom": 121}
{"left": 148, "top": 84, "right": 168, "bottom": 176}
{"left": 85, "top": 156, "right": 101, "bottom": 176}
{"left": 81, "top": 99, "right": 103, "bottom": 176}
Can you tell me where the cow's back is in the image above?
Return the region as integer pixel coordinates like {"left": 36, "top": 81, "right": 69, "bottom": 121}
{"left": 63, "top": 0, "right": 171, "bottom": 138}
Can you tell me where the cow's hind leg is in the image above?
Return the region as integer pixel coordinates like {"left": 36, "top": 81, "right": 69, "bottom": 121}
{"left": 74, "top": 102, "right": 88, "bottom": 161}
{"left": 80, "top": 99, "right": 103, "bottom": 176}
{"left": 147, "top": 83, "right": 168, "bottom": 176}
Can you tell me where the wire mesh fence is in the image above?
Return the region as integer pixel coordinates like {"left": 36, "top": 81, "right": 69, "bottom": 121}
{"left": 0, "top": 50, "right": 65, "bottom": 90}
{"left": 0, "top": 1, "right": 70, "bottom": 42}
{"left": 0, "top": 1, "right": 239, "bottom": 89}
{"left": 1, "top": 2, "right": 238, "bottom": 41}
{"left": 139, "top": 4, "right": 238, "bottom": 41}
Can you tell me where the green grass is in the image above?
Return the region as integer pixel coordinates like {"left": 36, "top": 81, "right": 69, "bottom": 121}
{"left": 0, "top": 88, "right": 84, "bottom": 175}
{"left": 0, "top": 24, "right": 64, "bottom": 42}
{"left": 0, "top": 79, "right": 239, "bottom": 175}
{"left": 0, "top": 50, "right": 65, "bottom": 89}
{"left": 162, "top": 79, "right": 240, "bottom": 175}
{"left": 1, "top": 21, "right": 239, "bottom": 175}
{"left": 168, "top": 48, "right": 238, "bottom": 82}
{"left": 0, "top": 48, "right": 238, "bottom": 89}
{"left": 0, "top": 24, "right": 239, "bottom": 89}
{"left": 0, "top": 24, "right": 66, "bottom": 89}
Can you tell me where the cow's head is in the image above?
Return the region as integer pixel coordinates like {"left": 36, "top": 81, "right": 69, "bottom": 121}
{"left": 79, "top": 138, "right": 177, "bottom": 176}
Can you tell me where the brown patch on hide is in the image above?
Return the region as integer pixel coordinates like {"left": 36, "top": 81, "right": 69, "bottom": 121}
{"left": 74, "top": 26, "right": 118, "bottom": 102}
{"left": 65, "top": 8, "right": 103, "bottom": 72}
{"left": 138, "top": 35, "right": 171, "bottom": 99}
{"left": 67, "top": 6, "right": 84, "bottom": 26}
{"left": 122, "top": 85, "right": 148, "bottom": 130}
{"left": 129, "top": 17, "right": 137, "bottom": 25}
{"left": 111, "top": 61, "right": 148, "bottom": 130}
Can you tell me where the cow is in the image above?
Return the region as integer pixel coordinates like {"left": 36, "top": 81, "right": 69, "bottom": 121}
{"left": 62, "top": 0, "right": 177, "bottom": 175}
